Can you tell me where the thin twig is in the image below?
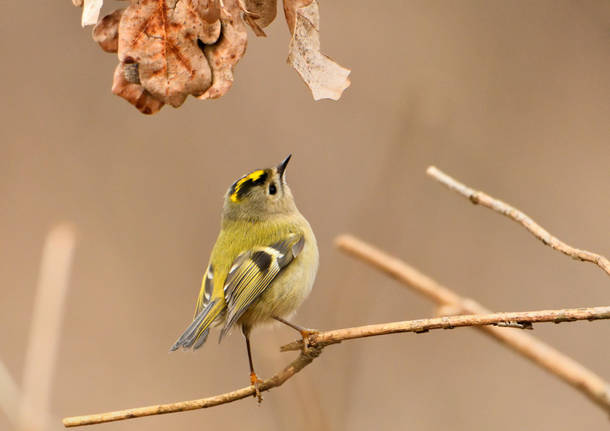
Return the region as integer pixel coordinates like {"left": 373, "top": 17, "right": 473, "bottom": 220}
{"left": 0, "top": 360, "right": 20, "bottom": 427}
{"left": 426, "top": 166, "right": 610, "bottom": 276}
{"left": 62, "top": 346, "right": 322, "bottom": 427}
{"left": 62, "top": 305, "right": 609, "bottom": 427}
{"left": 279, "top": 306, "right": 610, "bottom": 351}
{"left": 20, "top": 224, "right": 77, "bottom": 431}
{"left": 335, "top": 234, "right": 610, "bottom": 414}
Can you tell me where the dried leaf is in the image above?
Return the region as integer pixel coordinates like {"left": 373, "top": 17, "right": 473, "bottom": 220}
{"left": 118, "top": 0, "right": 222, "bottom": 107}
{"left": 82, "top": 0, "right": 347, "bottom": 113}
{"left": 81, "top": 0, "right": 104, "bottom": 27}
{"left": 243, "top": 14, "right": 267, "bottom": 37}
{"left": 92, "top": 9, "right": 124, "bottom": 53}
{"left": 283, "top": 0, "right": 309, "bottom": 33}
{"left": 238, "top": 0, "right": 268, "bottom": 38}
{"left": 200, "top": 0, "right": 221, "bottom": 23}
{"left": 112, "top": 63, "right": 165, "bottom": 115}
{"left": 199, "top": 0, "right": 248, "bottom": 99}
{"left": 284, "top": 0, "right": 350, "bottom": 101}
{"left": 123, "top": 63, "right": 141, "bottom": 84}
{"left": 245, "top": 0, "right": 277, "bottom": 28}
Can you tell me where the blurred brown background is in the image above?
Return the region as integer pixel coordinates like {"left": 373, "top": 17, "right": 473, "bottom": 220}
{"left": 1, "top": 1, "right": 609, "bottom": 430}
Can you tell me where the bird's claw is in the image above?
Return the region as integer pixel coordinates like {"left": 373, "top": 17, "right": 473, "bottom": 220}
{"left": 299, "top": 328, "right": 320, "bottom": 350}
{"left": 250, "top": 372, "right": 263, "bottom": 403}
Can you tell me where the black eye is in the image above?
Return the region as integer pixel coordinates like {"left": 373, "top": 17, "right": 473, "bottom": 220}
{"left": 269, "top": 183, "right": 277, "bottom": 195}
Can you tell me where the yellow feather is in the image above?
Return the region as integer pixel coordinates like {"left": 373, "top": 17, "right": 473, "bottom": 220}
{"left": 230, "top": 170, "right": 266, "bottom": 202}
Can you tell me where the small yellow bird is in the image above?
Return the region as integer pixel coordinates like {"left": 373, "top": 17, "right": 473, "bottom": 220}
{"left": 170, "top": 155, "right": 319, "bottom": 397}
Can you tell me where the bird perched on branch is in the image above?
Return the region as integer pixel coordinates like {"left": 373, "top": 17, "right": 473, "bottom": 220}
{"left": 170, "top": 155, "right": 319, "bottom": 400}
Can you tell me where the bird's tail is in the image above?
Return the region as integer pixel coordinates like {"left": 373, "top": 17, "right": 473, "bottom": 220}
{"left": 169, "top": 300, "right": 225, "bottom": 351}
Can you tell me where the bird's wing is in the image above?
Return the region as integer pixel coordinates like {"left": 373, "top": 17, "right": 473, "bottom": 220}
{"left": 194, "top": 263, "right": 215, "bottom": 318}
{"left": 219, "top": 233, "right": 305, "bottom": 340}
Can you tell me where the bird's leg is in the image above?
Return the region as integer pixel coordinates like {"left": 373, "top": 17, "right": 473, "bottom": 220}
{"left": 244, "top": 331, "right": 263, "bottom": 403}
{"left": 273, "top": 316, "right": 319, "bottom": 347}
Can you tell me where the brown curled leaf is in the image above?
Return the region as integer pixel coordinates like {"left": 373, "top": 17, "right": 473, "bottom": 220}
{"left": 123, "top": 63, "right": 141, "bottom": 84}
{"left": 118, "top": 0, "right": 222, "bottom": 107}
{"left": 243, "top": 14, "right": 267, "bottom": 37}
{"left": 199, "top": 0, "right": 221, "bottom": 23}
{"left": 199, "top": 0, "right": 248, "bottom": 100}
{"left": 245, "top": 0, "right": 276, "bottom": 27}
{"left": 284, "top": 0, "right": 350, "bottom": 101}
{"left": 85, "top": 0, "right": 347, "bottom": 113}
{"left": 92, "top": 9, "right": 124, "bottom": 53}
{"left": 283, "top": 0, "right": 310, "bottom": 33}
{"left": 112, "top": 63, "right": 165, "bottom": 115}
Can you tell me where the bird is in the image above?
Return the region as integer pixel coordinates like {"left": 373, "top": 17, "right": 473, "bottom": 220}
{"left": 170, "top": 155, "right": 319, "bottom": 400}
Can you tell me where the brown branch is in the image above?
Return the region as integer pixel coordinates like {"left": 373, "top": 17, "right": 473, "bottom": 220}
{"left": 335, "top": 234, "right": 610, "bottom": 414}
{"left": 63, "top": 305, "right": 609, "bottom": 427}
{"left": 62, "top": 346, "right": 321, "bottom": 427}
{"left": 279, "top": 306, "right": 610, "bottom": 351}
{"left": 426, "top": 166, "right": 610, "bottom": 276}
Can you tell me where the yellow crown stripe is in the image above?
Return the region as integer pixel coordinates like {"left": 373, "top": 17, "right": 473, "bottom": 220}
{"left": 230, "top": 170, "right": 266, "bottom": 202}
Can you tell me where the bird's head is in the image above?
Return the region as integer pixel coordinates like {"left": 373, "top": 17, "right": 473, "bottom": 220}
{"left": 223, "top": 155, "right": 297, "bottom": 221}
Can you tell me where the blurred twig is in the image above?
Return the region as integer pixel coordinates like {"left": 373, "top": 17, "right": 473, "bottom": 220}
{"left": 19, "top": 224, "right": 77, "bottom": 431}
{"left": 336, "top": 234, "right": 610, "bottom": 414}
{"left": 0, "top": 360, "right": 20, "bottom": 427}
{"left": 62, "top": 305, "right": 609, "bottom": 427}
{"left": 426, "top": 166, "right": 610, "bottom": 276}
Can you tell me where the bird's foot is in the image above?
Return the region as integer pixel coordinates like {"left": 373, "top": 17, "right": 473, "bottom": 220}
{"left": 299, "top": 328, "right": 320, "bottom": 353}
{"left": 273, "top": 316, "right": 320, "bottom": 352}
{"left": 250, "top": 372, "right": 263, "bottom": 404}
{"left": 299, "top": 328, "right": 318, "bottom": 343}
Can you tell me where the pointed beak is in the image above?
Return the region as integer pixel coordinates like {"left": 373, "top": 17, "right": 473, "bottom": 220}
{"left": 277, "top": 154, "right": 292, "bottom": 178}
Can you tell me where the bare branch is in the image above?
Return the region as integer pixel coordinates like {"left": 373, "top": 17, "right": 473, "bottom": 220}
{"left": 335, "top": 234, "right": 610, "bottom": 414}
{"left": 62, "top": 304, "right": 609, "bottom": 427}
{"left": 426, "top": 166, "right": 610, "bottom": 276}
{"left": 280, "top": 306, "right": 610, "bottom": 351}
{"left": 62, "top": 345, "right": 322, "bottom": 427}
